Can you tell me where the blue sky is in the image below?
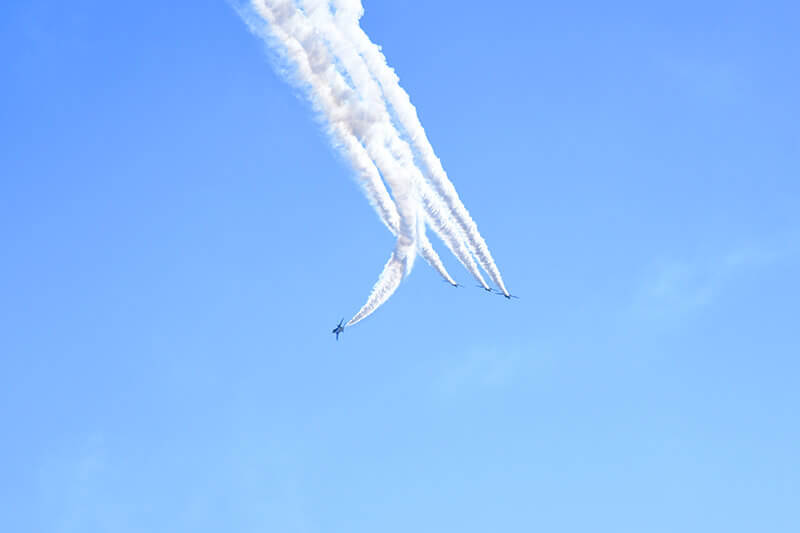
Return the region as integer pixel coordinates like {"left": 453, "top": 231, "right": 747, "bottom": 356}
{"left": 2, "top": 1, "right": 799, "bottom": 531}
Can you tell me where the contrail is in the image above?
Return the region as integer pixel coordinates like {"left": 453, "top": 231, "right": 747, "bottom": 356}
{"left": 419, "top": 185, "right": 490, "bottom": 289}
{"left": 324, "top": 99, "right": 456, "bottom": 285}
{"left": 248, "top": 0, "right": 421, "bottom": 326}
{"left": 238, "top": 0, "right": 510, "bottom": 328}
{"left": 331, "top": 0, "right": 509, "bottom": 295}
{"left": 299, "top": 0, "right": 491, "bottom": 289}
{"left": 346, "top": 250, "right": 407, "bottom": 327}
{"left": 337, "top": 124, "right": 457, "bottom": 287}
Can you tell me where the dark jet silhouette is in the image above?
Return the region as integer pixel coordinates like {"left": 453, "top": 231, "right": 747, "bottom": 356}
{"left": 332, "top": 319, "right": 345, "bottom": 340}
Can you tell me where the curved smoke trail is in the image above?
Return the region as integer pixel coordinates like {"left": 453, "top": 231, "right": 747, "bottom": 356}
{"left": 248, "top": 0, "right": 419, "bottom": 327}
{"left": 299, "top": 0, "right": 490, "bottom": 289}
{"left": 338, "top": 126, "right": 456, "bottom": 287}
{"left": 238, "top": 0, "right": 510, "bottom": 327}
{"left": 331, "top": 0, "right": 509, "bottom": 295}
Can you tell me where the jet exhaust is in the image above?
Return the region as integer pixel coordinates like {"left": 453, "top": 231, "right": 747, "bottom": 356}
{"left": 238, "top": 0, "right": 511, "bottom": 328}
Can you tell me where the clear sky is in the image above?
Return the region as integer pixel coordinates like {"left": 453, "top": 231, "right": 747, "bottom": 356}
{"left": 2, "top": 1, "right": 799, "bottom": 531}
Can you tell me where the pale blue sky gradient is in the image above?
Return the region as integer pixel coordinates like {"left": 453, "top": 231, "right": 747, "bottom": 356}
{"left": 2, "top": 1, "right": 799, "bottom": 532}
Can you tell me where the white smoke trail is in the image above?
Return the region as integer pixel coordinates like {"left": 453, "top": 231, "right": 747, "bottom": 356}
{"left": 248, "top": 0, "right": 423, "bottom": 325}
{"left": 256, "top": 0, "right": 481, "bottom": 291}
{"left": 346, "top": 251, "right": 407, "bottom": 326}
{"left": 331, "top": 115, "right": 456, "bottom": 286}
{"left": 239, "top": 0, "right": 509, "bottom": 327}
{"left": 300, "top": 0, "right": 490, "bottom": 289}
{"left": 331, "top": 0, "right": 509, "bottom": 295}
{"left": 419, "top": 231, "right": 456, "bottom": 286}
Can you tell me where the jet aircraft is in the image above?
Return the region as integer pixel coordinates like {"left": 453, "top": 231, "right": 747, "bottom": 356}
{"left": 497, "top": 292, "right": 520, "bottom": 300}
{"left": 332, "top": 319, "right": 345, "bottom": 340}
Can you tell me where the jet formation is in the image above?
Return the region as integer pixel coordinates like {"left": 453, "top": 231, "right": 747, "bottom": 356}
{"left": 332, "top": 285, "right": 517, "bottom": 339}
{"left": 474, "top": 284, "right": 518, "bottom": 298}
